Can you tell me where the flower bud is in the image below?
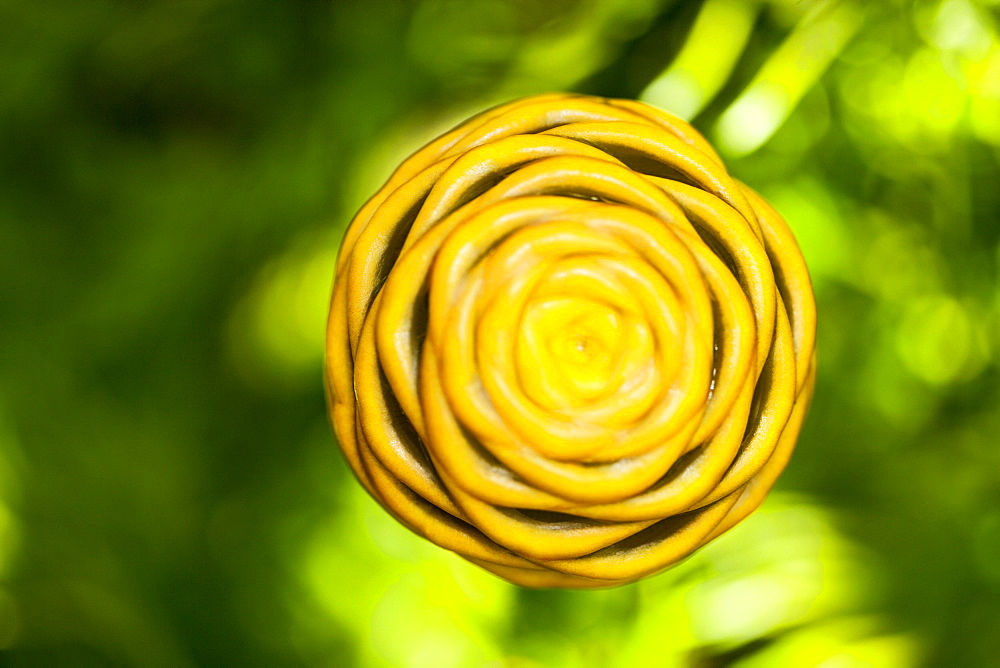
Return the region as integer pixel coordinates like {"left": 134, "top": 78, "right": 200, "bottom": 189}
{"left": 325, "top": 94, "right": 816, "bottom": 588}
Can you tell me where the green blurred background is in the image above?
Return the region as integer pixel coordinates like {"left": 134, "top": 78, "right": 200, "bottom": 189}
{"left": 2, "top": 0, "right": 999, "bottom": 665}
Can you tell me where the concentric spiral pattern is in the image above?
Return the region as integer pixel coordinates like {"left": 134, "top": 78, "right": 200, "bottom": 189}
{"left": 325, "top": 94, "right": 816, "bottom": 588}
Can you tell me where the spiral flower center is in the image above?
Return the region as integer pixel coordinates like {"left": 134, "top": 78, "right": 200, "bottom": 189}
{"left": 517, "top": 295, "right": 656, "bottom": 416}
{"left": 525, "top": 298, "right": 619, "bottom": 404}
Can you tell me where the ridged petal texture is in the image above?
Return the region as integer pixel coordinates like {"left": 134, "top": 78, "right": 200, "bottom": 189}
{"left": 325, "top": 93, "right": 816, "bottom": 588}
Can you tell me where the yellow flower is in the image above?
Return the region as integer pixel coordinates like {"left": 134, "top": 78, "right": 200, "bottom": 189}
{"left": 325, "top": 94, "right": 816, "bottom": 588}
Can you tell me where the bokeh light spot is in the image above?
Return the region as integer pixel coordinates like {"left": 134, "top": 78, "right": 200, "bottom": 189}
{"left": 227, "top": 232, "right": 339, "bottom": 390}
{"left": 895, "top": 294, "right": 974, "bottom": 385}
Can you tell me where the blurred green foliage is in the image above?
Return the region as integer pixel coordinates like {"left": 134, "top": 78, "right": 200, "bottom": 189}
{"left": 2, "top": 0, "right": 1000, "bottom": 665}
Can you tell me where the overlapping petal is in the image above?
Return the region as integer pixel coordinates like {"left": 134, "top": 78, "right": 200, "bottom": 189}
{"left": 325, "top": 94, "right": 816, "bottom": 588}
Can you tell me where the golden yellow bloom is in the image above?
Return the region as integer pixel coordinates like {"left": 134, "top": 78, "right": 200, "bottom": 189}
{"left": 325, "top": 94, "right": 816, "bottom": 588}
